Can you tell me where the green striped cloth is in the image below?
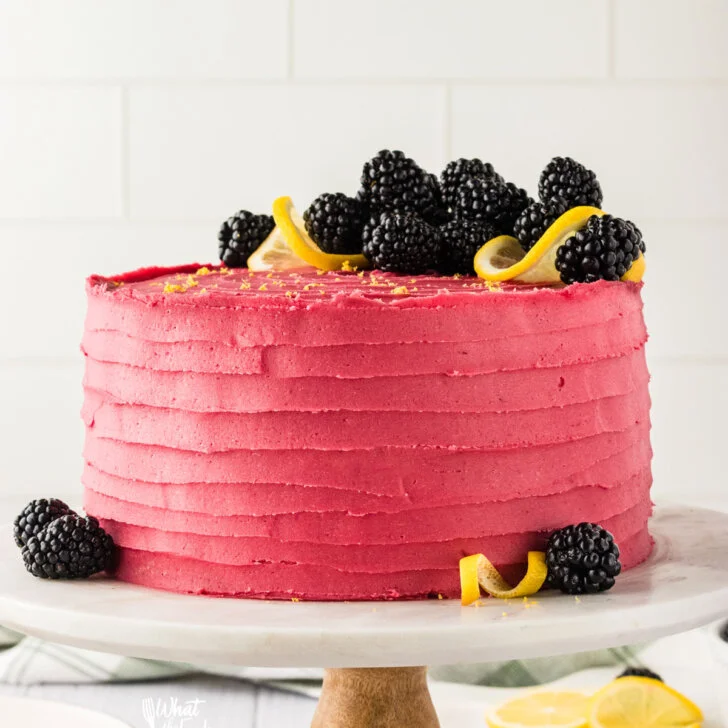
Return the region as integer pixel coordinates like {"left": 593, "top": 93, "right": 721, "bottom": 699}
{"left": 0, "top": 625, "right": 647, "bottom": 687}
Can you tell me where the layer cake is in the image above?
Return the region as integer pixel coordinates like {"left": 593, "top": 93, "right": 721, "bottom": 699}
{"left": 81, "top": 265, "right": 653, "bottom": 600}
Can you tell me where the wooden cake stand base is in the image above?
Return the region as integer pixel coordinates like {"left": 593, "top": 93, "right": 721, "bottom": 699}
{"left": 312, "top": 667, "right": 439, "bottom": 727}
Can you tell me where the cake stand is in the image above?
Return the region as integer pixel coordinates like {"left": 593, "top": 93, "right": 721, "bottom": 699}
{"left": 2, "top": 506, "right": 728, "bottom": 727}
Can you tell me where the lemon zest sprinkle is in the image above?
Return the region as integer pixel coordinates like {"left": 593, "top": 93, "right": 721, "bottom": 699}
{"left": 392, "top": 286, "right": 409, "bottom": 295}
{"left": 163, "top": 283, "right": 185, "bottom": 294}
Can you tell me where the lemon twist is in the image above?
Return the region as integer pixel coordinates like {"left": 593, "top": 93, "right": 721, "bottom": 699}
{"left": 474, "top": 206, "right": 645, "bottom": 284}
{"left": 460, "top": 552, "right": 548, "bottom": 605}
{"left": 248, "top": 196, "right": 369, "bottom": 273}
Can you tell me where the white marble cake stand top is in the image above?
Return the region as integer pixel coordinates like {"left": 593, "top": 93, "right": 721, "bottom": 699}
{"left": 1, "top": 506, "right": 727, "bottom": 668}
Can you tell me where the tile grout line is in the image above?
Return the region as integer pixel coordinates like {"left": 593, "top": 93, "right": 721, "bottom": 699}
{"left": 607, "top": 0, "right": 617, "bottom": 79}
{"left": 120, "top": 85, "right": 131, "bottom": 219}
{"left": 287, "top": 0, "right": 295, "bottom": 80}
{"left": 0, "top": 78, "right": 726, "bottom": 88}
{"left": 443, "top": 84, "right": 453, "bottom": 160}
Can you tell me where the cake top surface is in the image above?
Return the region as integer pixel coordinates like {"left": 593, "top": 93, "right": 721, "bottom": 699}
{"left": 88, "top": 264, "right": 636, "bottom": 310}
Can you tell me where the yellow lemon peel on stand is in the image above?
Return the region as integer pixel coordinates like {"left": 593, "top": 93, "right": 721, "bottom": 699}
{"left": 473, "top": 206, "right": 645, "bottom": 285}
{"left": 248, "top": 196, "right": 369, "bottom": 273}
{"left": 459, "top": 552, "right": 548, "bottom": 605}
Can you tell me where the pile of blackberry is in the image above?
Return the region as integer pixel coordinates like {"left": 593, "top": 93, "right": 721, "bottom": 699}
{"left": 215, "top": 151, "right": 645, "bottom": 281}
{"left": 13, "top": 499, "right": 115, "bottom": 580}
{"left": 355, "top": 151, "right": 532, "bottom": 273}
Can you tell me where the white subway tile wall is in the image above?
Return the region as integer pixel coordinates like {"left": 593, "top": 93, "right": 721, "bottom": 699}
{"left": 0, "top": 1, "right": 725, "bottom": 504}
{"left": 129, "top": 85, "right": 447, "bottom": 219}
{"left": 294, "top": 0, "right": 609, "bottom": 79}
{"left": 0, "top": 1, "right": 288, "bottom": 79}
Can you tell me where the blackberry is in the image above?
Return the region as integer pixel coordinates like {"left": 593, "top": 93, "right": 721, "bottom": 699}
{"left": 422, "top": 173, "right": 452, "bottom": 226}
{"left": 555, "top": 214, "right": 645, "bottom": 284}
{"left": 22, "top": 515, "right": 115, "bottom": 580}
{"left": 618, "top": 667, "right": 664, "bottom": 682}
{"left": 363, "top": 212, "right": 441, "bottom": 274}
{"left": 455, "top": 177, "right": 532, "bottom": 232}
{"left": 440, "top": 158, "right": 502, "bottom": 210}
{"left": 359, "top": 150, "right": 438, "bottom": 217}
{"left": 546, "top": 522, "right": 622, "bottom": 595}
{"left": 303, "top": 193, "right": 366, "bottom": 255}
{"left": 539, "top": 157, "right": 603, "bottom": 208}
{"left": 439, "top": 218, "right": 497, "bottom": 276}
{"left": 361, "top": 211, "right": 383, "bottom": 254}
{"left": 513, "top": 198, "right": 570, "bottom": 252}
{"left": 218, "top": 210, "right": 275, "bottom": 268}
{"left": 14, "top": 498, "right": 75, "bottom": 549}
{"left": 721, "top": 622, "right": 728, "bottom": 643}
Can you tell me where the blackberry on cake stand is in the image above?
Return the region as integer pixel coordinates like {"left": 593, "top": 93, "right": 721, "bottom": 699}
{"left": 1, "top": 506, "right": 728, "bottom": 727}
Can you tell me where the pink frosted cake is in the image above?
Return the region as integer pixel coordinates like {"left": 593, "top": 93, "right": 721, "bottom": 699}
{"left": 81, "top": 264, "right": 653, "bottom": 600}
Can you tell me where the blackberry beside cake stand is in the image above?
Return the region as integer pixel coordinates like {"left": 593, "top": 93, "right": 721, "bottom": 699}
{"left": 2, "top": 506, "right": 727, "bottom": 728}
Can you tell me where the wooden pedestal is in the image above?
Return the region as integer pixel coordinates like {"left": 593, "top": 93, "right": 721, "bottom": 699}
{"left": 311, "top": 667, "right": 440, "bottom": 727}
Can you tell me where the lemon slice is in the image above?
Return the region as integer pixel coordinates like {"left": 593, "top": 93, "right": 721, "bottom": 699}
{"left": 247, "top": 226, "right": 312, "bottom": 272}
{"left": 253, "top": 195, "right": 369, "bottom": 273}
{"left": 589, "top": 677, "right": 703, "bottom": 728}
{"left": 459, "top": 552, "right": 547, "bottom": 604}
{"left": 487, "top": 691, "right": 590, "bottom": 728}
{"left": 475, "top": 206, "right": 604, "bottom": 283}
{"left": 474, "top": 207, "right": 646, "bottom": 284}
